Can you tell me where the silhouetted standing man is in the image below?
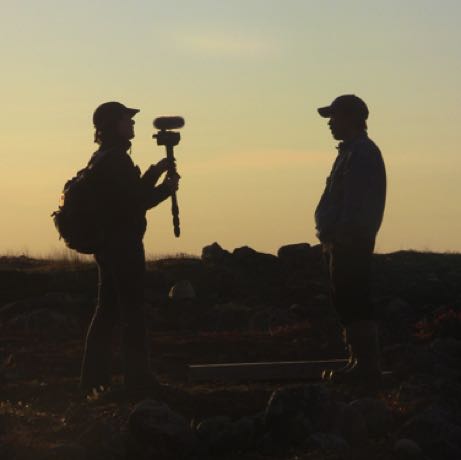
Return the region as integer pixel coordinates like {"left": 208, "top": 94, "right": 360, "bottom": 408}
{"left": 315, "top": 95, "right": 386, "bottom": 384}
{"left": 80, "top": 102, "right": 179, "bottom": 396}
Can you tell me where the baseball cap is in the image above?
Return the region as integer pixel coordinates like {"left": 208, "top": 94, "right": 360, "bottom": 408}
{"left": 93, "top": 101, "right": 140, "bottom": 129}
{"left": 317, "top": 95, "right": 369, "bottom": 120}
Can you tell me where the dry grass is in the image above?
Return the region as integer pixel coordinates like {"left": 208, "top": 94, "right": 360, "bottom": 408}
{"left": 0, "top": 248, "right": 200, "bottom": 272}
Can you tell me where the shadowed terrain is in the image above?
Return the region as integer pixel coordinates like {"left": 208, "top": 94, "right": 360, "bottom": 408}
{"left": 1, "top": 245, "right": 460, "bottom": 459}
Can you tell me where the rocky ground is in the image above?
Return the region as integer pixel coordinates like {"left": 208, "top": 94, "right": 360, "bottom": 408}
{"left": 0, "top": 243, "right": 460, "bottom": 460}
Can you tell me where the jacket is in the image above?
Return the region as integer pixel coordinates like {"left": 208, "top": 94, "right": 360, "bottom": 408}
{"left": 315, "top": 133, "right": 386, "bottom": 245}
{"left": 89, "top": 141, "right": 170, "bottom": 242}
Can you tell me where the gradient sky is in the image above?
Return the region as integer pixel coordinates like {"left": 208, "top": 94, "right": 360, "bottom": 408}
{"left": 1, "top": 0, "right": 460, "bottom": 256}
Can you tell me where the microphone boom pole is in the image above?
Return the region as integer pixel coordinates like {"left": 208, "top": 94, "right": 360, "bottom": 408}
{"left": 153, "top": 116, "right": 185, "bottom": 238}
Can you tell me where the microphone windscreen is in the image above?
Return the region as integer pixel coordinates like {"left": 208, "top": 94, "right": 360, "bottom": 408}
{"left": 153, "top": 116, "right": 185, "bottom": 130}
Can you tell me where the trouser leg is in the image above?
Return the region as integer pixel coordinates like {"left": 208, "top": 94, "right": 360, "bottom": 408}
{"left": 329, "top": 242, "right": 374, "bottom": 325}
{"left": 321, "top": 245, "right": 356, "bottom": 379}
{"left": 324, "top": 242, "right": 381, "bottom": 382}
{"left": 111, "top": 240, "right": 153, "bottom": 389}
{"left": 80, "top": 253, "right": 118, "bottom": 392}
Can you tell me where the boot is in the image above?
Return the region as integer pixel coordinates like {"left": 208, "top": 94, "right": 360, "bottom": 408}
{"left": 322, "top": 328, "right": 356, "bottom": 381}
{"left": 330, "top": 320, "right": 382, "bottom": 384}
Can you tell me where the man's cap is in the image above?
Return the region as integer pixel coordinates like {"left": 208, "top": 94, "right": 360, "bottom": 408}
{"left": 93, "top": 101, "right": 139, "bottom": 129}
{"left": 317, "top": 95, "right": 369, "bottom": 120}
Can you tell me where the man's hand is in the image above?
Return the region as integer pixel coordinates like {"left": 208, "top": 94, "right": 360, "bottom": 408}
{"left": 143, "top": 158, "right": 175, "bottom": 186}
{"left": 162, "top": 172, "right": 180, "bottom": 194}
{"left": 154, "top": 158, "right": 173, "bottom": 174}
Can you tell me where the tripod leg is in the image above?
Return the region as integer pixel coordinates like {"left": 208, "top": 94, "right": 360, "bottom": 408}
{"left": 171, "top": 192, "right": 180, "bottom": 237}
{"left": 166, "top": 145, "right": 181, "bottom": 238}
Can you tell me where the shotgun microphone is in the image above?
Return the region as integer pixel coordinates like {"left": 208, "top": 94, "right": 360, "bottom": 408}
{"left": 152, "top": 116, "right": 185, "bottom": 238}
{"left": 153, "top": 116, "right": 185, "bottom": 131}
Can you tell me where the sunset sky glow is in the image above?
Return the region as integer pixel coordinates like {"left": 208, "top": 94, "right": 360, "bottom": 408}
{"left": 1, "top": 0, "right": 461, "bottom": 256}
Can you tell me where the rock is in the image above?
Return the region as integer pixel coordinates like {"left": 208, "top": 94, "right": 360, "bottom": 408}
{"left": 264, "top": 385, "right": 331, "bottom": 443}
{"left": 394, "top": 438, "right": 423, "bottom": 458}
{"left": 7, "top": 309, "right": 80, "bottom": 335}
{"left": 429, "top": 439, "right": 461, "bottom": 460}
{"left": 399, "top": 404, "right": 461, "bottom": 457}
{"left": 209, "top": 302, "right": 253, "bottom": 331}
{"left": 396, "top": 380, "right": 435, "bottom": 406}
{"left": 308, "top": 432, "right": 349, "bottom": 451}
{"left": 128, "top": 400, "right": 196, "bottom": 456}
{"left": 0, "top": 292, "right": 88, "bottom": 322}
{"left": 434, "top": 381, "right": 461, "bottom": 422}
{"left": 267, "top": 308, "right": 298, "bottom": 332}
{"left": 232, "top": 246, "right": 278, "bottom": 266}
{"left": 78, "top": 421, "right": 130, "bottom": 459}
{"left": 78, "top": 420, "right": 114, "bottom": 449}
{"left": 49, "top": 443, "right": 86, "bottom": 460}
{"left": 332, "top": 403, "right": 368, "bottom": 446}
{"left": 302, "top": 303, "right": 335, "bottom": 319}
{"left": 248, "top": 309, "right": 272, "bottom": 331}
{"left": 196, "top": 416, "right": 255, "bottom": 452}
{"left": 230, "top": 416, "right": 256, "bottom": 449}
{"left": 430, "top": 338, "right": 461, "bottom": 368}
{"left": 277, "top": 243, "right": 312, "bottom": 267}
{"left": 233, "top": 246, "right": 258, "bottom": 259}
{"left": 288, "top": 304, "right": 309, "bottom": 318}
{"left": 196, "top": 416, "right": 232, "bottom": 441}
{"left": 381, "top": 298, "right": 414, "bottom": 322}
{"left": 349, "top": 398, "right": 392, "bottom": 437}
{"left": 103, "top": 432, "right": 130, "bottom": 459}
{"left": 249, "top": 307, "right": 299, "bottom": 332}
{"left": 393, "top": 344, "right": 437, "bottom": 377}
{"left": 201, "top": 243, "right": 231, "bottom": 263}
{"left": 169, "top": 280, "right": 196, "bottom": 301}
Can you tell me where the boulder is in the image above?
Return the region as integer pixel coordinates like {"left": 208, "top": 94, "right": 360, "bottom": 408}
{"left": 381, "top": 298, "right": 414, "bottom": 322}
{"left": 349, "top": 398, "right": 392, "bottom": 437}
{"left": 332, "top": 403, "right": 368, "bottom": 446}
{"left": 201, "top": 243, "right": 231, "bottom": 264}
{"left": 399, "top": 404, "right": 461, "bottom": 457}
{"left": 209, "top": 302, "right": 253, "bottom": 331}
{"left": 49, "top": 443, "right": 86, "bottom": 460}
{"left": 128, "top": 400, "right": 196, "bottom": 456}
{"left": 277, "top": 243, "right": 312, "bottom": 267}
{"left": 0, "top": 292, "right": 87, "bottom": 322}
{"left": 430, "top": 338, "right": 461, "bottom": 369}
{"left": 230, "top": 416, "right": 256, "bottom": 449}
{"left": 308, "top": 432, "right": 349, "bottom": 451}
{"left": 7, "top": 309, "right": 80, "bottom": 335}
{"left": 433, "top": 381, "right": 461, "bottom": 423}
{"left": 264, "top": 385, "right": 331, "bottom": 443}
{"left": 78, "top": 420, "right": 117, "bottom": 455}
{"left": 393, "top": 344, "right": 437, "bottom": 378}
{"left": 394, "top": 438, "right": 423, "bottom": 458}
{"left": 169, "top": 280, "right": 196, "bottom": 301}
{"left": 196, "top": 415, "right": 255, "bottom": 452}
{"left": 232, "top": 246, "right": 278, "bottom": 266}
{"left": 196, "top": 416, "right": 232, "bottom": 442}
{"left": 293, "top": 303, "right": 334, "bottom": 319}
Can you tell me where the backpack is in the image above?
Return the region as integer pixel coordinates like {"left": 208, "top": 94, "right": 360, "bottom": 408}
{"left": 52, "top": 150, "right": 110, "bottom": 254}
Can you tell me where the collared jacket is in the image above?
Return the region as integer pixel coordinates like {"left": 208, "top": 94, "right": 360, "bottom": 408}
{"left": 315, "top": 133, "right": 386, "bottom": 245}
{"left": 89, "top": 141, "right": 170, "bottom": 243}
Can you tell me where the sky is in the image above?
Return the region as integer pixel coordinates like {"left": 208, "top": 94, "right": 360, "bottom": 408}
{"left": 1, "top": 0, "right": 460, "bottom": 256}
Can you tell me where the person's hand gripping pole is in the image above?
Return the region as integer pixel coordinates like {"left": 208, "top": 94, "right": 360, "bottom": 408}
{"left": 153, "top": 116, "right": 184, "bottom": 238}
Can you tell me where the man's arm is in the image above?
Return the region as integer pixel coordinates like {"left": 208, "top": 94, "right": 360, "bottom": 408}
{"left": 335, "top": 147, "right": 374, "bottom": 244}
{"left": 142, "top": 173, "right": 180, "bottom": 210}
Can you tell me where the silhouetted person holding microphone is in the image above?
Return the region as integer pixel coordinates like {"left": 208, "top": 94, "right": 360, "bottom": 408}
{"left": 315, "top": 95, "right": 386, "bottom": 384}
{"left": 80, "top": 102, "right": 179, "bottom": 396}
